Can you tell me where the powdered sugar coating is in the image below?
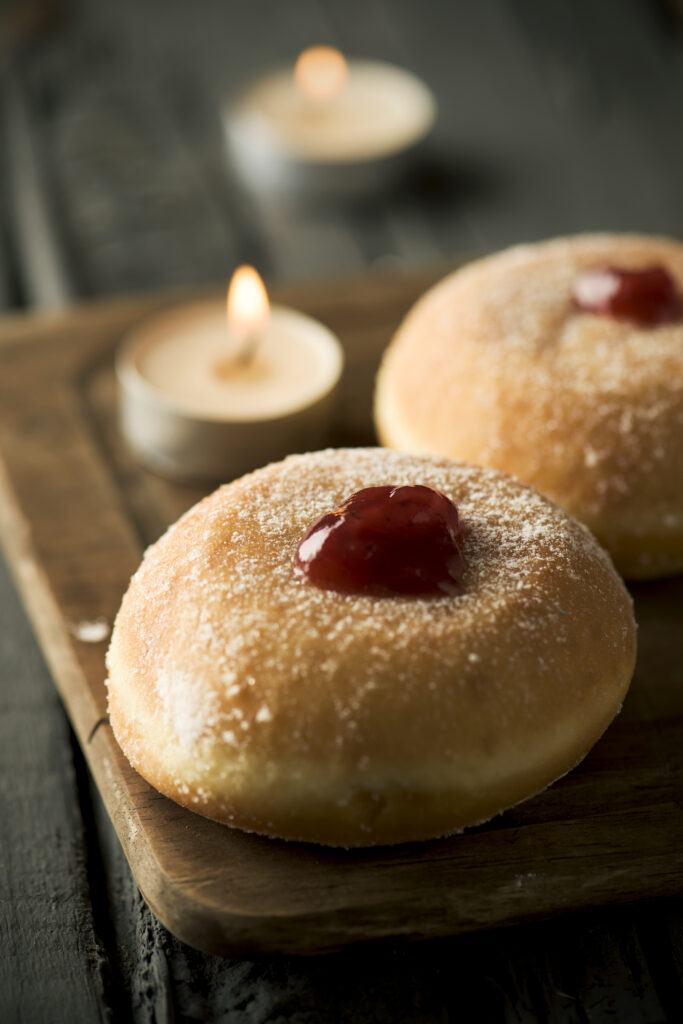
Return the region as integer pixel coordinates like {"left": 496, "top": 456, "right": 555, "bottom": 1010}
{"left": 376, "top": 233, "right": 683, "bottom": 578}
{"left": 106, "top": 448, "right": 636, "bottom": 846}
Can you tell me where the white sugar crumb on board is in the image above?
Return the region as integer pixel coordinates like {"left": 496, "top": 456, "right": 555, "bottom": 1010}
{"left": 115, "top": 448, "right": 631, "bottom": 759}
{"left": 70, "top": 618, "right": 110, "bottom": 643}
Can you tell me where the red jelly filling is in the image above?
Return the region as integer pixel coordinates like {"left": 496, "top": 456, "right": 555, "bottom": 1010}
{"left": 295, "top": 485, "right": 466, "bottom": 597}
{"left": 572, "top": 265, "right": 682, "bottom": 326}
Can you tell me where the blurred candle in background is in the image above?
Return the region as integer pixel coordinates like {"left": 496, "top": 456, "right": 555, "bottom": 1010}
{"left": 224, "top": 46, "right": 437, "bottom": 202}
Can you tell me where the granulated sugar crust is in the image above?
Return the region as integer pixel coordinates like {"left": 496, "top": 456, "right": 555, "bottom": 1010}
{"left": 106, "top": 448, "right": 636, "bottom": 846}
{"left": 375, "top": 233, "right": 683, "bottom": 578}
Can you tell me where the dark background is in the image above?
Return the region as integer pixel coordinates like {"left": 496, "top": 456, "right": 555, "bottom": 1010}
{"left": 3, "top": 0, "right": 683, "bottom": 306}
{"left": 1, "top": 0, "right": 683, "bottom": 1021}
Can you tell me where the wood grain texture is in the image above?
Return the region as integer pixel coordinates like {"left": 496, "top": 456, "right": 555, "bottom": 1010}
{"left": 0, "top": 548, "right": 111, "bottom": 1023}
{"left": 0, "top": 274, "right": 682, "bottom": 959}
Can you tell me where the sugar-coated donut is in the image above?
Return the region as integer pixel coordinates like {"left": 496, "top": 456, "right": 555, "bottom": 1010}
{"left": 106, "top": 448, "right": 636, "bottom": 847}
{"left": 375, "top": 233, "right": 683, "bottom": 578}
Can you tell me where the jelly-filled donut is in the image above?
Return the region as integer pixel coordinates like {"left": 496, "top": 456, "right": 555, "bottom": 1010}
{"left": 107, "top": 448, "right": 635, "bottom": 847}
{"left": 375, "top": 234, "right": 683, "bottom": 578}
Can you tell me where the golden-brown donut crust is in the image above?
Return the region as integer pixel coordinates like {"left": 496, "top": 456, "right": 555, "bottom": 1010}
{"left": 107, "top": 448, "right": 636, "bottom": 847}
{"left": 375, "top": 233, "right": 683, "bottom": 578}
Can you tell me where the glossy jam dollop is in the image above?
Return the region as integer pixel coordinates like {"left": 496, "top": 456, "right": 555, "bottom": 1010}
{"left": 572, "top": 265, "right": 682, "bottom": 326}
{"left": 295, "top": 485, "right": 466, "bottom": 597}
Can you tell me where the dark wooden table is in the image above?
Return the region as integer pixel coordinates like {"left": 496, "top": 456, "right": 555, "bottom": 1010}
{"left": 1, "top": 0, "right": 683, "bottom": 1020}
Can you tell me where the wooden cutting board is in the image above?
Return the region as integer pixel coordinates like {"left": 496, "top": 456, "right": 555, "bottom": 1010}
{"left": 0, "top": 272, "right": 682, "bottom": 957}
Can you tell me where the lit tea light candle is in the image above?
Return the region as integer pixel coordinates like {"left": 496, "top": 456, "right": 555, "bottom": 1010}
{"left": 117, "top": 267, "right": 344, "bottom": 481}
{"left": 224, "top": 46, "right": 436, "bottom": 201}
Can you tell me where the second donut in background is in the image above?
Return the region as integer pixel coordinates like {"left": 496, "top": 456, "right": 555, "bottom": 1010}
{"left": 375, "top": 233, "right": 683, "bottom": 579}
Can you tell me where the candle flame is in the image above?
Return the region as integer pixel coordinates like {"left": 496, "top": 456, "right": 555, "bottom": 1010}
{"left": 227, "top": 265, "right": 270, "bottom": 345}
{"left": 294, "top": 46, "right": 348, "bottom": 103}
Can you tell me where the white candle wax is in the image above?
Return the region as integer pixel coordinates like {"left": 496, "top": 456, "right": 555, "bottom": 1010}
{"left": 224, "top": 58, "right": 436, "bottom": 200}
{"left": 117, "top": 299, "right": 344, "bottom": 482}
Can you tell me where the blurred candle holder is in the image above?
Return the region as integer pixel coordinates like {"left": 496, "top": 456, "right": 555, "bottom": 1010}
{"left": 223, "top": 46, "right": 437, "bottom": 203}
{"left": 117, "top": 267, "right": 344, "bottom": 482}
